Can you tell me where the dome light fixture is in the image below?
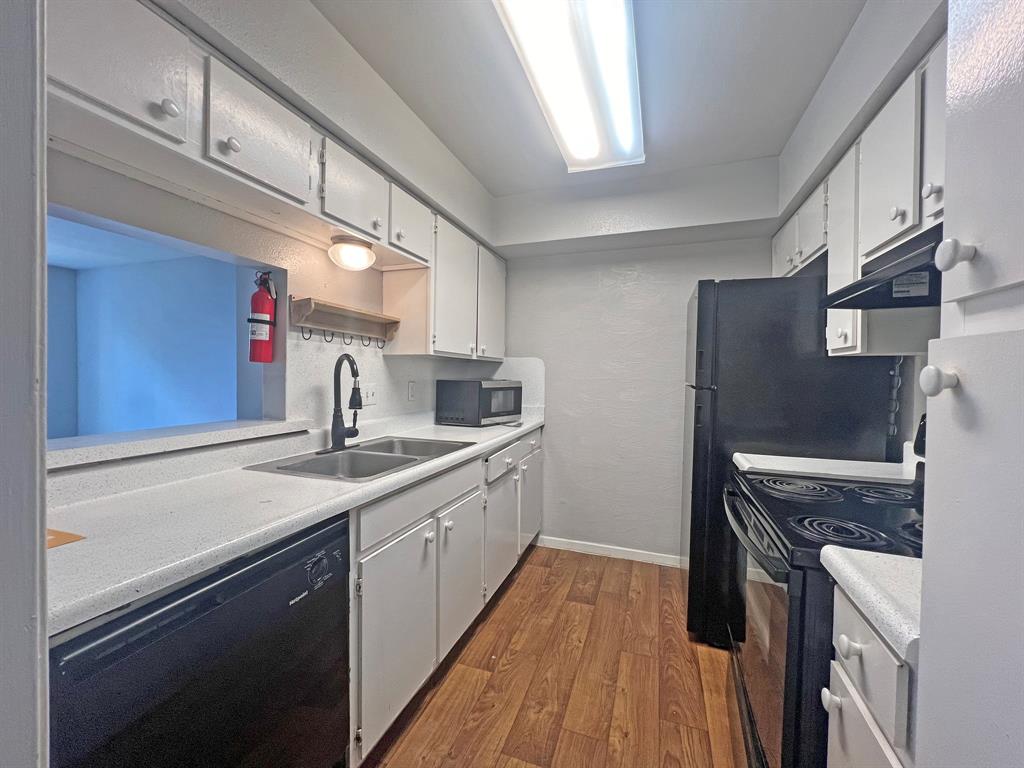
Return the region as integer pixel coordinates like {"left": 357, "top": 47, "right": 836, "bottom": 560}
{"left": 327, "top": 235, "right": 376, "bottom": 271}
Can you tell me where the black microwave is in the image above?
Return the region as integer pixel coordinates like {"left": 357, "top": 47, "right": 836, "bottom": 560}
{"left": 435, "top": 379, "right": 523, "bottom": 426}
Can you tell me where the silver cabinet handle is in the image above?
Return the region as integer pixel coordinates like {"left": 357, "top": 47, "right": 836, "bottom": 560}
{"left": 160, "top": 97, "right": 181, "bottom": 118}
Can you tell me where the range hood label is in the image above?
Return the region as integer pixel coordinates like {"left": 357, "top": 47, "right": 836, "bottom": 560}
{"left": 893, "top": 272, "right": 930, "bottom": 298}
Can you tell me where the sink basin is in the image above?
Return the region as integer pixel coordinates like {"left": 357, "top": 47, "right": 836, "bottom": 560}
{"left": 245, "top": 436, "right": 475, "bottom": 482}
{"left": 357, "top": 437, "right": 475, "bottom": 458}
{"left": 268, "top": 450, "right": 417, "bottom": 481}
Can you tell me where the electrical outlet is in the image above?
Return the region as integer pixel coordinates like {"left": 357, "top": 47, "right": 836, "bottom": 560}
{"left": 407, "top": 381, "right": 417, "bottom": 401}
{"left": 362, "top": 383, "right": 377, "bottom": 406}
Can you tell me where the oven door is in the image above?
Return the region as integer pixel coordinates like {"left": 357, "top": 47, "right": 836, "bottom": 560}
{"left": 479, "top": 381, "right": 522, "bottom": 424}
{"left": 724, "top": 484, "right": 790, "bottom": 768}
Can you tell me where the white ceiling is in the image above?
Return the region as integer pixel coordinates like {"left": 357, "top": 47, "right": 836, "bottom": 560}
{"left": 312, "top": 0, "right": 865, "bottom": 198}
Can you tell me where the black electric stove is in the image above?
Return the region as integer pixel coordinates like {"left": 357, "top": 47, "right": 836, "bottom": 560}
{"left": 725, "top": 468, "right": 924, "bottom": 768}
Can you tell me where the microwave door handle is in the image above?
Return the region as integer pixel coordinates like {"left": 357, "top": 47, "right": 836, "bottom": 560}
{"left": 722, "top": 487, "right": 789, "bottom": 583}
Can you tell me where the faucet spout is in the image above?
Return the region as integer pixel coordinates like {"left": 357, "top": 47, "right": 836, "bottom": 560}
{"left": 328, "top": 354, "right": 362, "bottom": 452}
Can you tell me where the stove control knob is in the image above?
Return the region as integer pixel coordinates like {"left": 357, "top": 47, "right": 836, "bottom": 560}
{"left": 837, "top": 634, "right": 863, "bottom": 659}
{"left": 821, "top": 688, "right": 843, "bottom": 714}
{"left": 920, "top": 365, "right": 959, "bottom": 397}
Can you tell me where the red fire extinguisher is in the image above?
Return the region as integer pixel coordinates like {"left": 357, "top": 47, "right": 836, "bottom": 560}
{"left": 248, "top": 271, "right": 277, "bottom": 363}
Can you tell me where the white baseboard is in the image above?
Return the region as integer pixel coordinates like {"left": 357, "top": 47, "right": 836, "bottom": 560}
{"left": 536, "top": 535, "right": 686, "bottom": 569}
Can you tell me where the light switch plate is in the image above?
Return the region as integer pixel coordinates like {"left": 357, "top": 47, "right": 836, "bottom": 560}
{"left": 407, "top": 381, "right": 416, "bottom": 401}
{"left": 362, "top": 383, "right": 377, "bottom": 406}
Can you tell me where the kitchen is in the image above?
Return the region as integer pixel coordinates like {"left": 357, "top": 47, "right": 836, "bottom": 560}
{"left": 1, "top": 0, "right": 1022, "bottom": 767}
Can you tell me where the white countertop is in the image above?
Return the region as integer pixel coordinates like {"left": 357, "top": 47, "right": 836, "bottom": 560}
{"left": 733, "top": 442, "right": 921, "bottom": 483}
{"left": 821, "top": 546, "right": 922, "bottom": 661}
{"left": 47, "top": 414, "right": 543, "bottom": 637}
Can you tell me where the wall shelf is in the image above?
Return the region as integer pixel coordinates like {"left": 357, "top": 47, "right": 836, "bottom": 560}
{"left": 289, "top": 296, "right": 401, "bottom": 341}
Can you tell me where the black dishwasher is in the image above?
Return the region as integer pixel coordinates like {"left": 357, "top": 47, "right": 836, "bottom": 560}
{"left": 50, "top": 514, "right": 349, "bottom": 768}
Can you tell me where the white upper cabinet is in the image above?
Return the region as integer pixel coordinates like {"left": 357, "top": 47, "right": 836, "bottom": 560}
{"left": 48, "top": 0, "right": 189, "bottom": 143}
{"left": 320, "top": 137, "right": 389, "bottom": 241}
{"left": 205, "top": 58, "right": 312, "bottom": 203}
{"left": 389, "top": 186, "right": 435, "bottom": 263}
{"left": 771, "top": 216, "right": 799, "bottom": 277}
{"left": 858, "top": 71, "right": 922, "bottom": 259}
{"left": 920, "top": 37, "right": 947, "bottom": 223}
{"left": 796, "top": 181, "right": 828, "bottom": 266}
{"left": 826, "top": 147, "right": 861, "bottom": 355}
{"left": 476, "top": 247, "right": 507, "bottom": 360}
{"left": 433, "top": 219, "right": 479, "bottom": 357}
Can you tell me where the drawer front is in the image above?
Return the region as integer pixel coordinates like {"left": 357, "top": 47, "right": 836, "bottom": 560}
{"left": 521, "top": 429, "right": 542, "bottom": 455}
{"left": 359, "top": 461, "right": 481, "bottom": 551}
{"left": 826, "top": 662, "right": 903, "bottom": 768}
{"left": 389, "top": 185, "right": 434, "bottom": 263}
{"left": 833, "top": 588, "right": 910, "bottom": 746}
{"left": 485, "top": 441, "right": 521, "bottom": 484}
{"left": 206, "top": 58, "right": 311, "bottom": 203}
{"left": 48, "top": 0, "right": 190, "bottom": 143}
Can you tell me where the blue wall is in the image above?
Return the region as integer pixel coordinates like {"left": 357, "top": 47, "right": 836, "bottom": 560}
{"left": 47, "top": 267, "right": 79, "bottom": 439}
{"left": 74, "top": 257, "right": 239, "bottom": 435}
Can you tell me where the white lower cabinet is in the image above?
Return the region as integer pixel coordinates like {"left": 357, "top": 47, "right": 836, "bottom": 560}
{"left": 438, "top": 491, "right": 485, "bottom": 658}
{"left": 484, "top": 468, "right": 520, "bottom": 601}
{"left": 825, "top": 662, "right": 902, "bottom": 768}
{"left": 518, "top": 448, "right": 544, "bottom": 553}
{"left": 357, "top": 517, "right": 437, "bottom": 755}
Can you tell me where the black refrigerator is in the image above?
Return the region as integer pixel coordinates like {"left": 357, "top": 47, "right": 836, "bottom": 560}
{"left": 683, "top": 271, "right": 895, "bottom": 647}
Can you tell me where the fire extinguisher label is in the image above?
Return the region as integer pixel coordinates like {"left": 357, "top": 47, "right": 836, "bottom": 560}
{"left": 249, "top": 313, "right": 271, "bottom": 341}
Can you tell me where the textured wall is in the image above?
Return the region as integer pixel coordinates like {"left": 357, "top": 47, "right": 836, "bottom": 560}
{"left": 507, "top": 239, "right": 770, "bottom": 559}
{"left": 46, "top": 267, "right": 78, "bottom": 438}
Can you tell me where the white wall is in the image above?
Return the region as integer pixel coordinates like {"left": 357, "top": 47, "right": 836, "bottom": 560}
{"left": 0, "top": 0, "right": 47, "bottom": 763}
{"left": 153, "top": 0, "right": 495, "bottom": 244}
{"left": 506, "top": 238, "right": 770, "bottom": 560}
{"left": 778, "top": 0, "right": 947, "bottom": 216}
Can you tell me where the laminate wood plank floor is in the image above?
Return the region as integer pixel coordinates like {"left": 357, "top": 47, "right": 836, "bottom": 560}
{"left": 367, "top": 547, "right": 739, "bottom": 768}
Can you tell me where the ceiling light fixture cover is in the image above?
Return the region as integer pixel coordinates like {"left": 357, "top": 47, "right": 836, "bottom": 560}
{"left": 327, "top": 235, "right": 376, "bottom": 271}
{"left": 494, "top": 0, "right": 644, "bottom": 173}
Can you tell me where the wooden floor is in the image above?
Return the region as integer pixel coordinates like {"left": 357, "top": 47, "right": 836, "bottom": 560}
{"left": 366, "top": 546, "right": 740, "bottom": 768}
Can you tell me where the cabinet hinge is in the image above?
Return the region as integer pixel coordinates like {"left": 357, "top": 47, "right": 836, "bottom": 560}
{"left": 431, "top": 333, "right": 437, "bottom": 345}
{"left": 482, "top": 496, "right": 488, "bottom": 509}
{"left": 433, "top": 222, "right": 439, "bottom": 234}
{"left": 319, "top": 146, "right": 327, "bottom": 164}
{"left": 318, "top": 182, "right": 326, "bottom": 200}
{"left": 354, "top": 728, "right": 363, "bottom": 746}
{"left": 481, "top": 584, "right": 487, "bottom": 599}
{"left": 354, "top": 577, "right": 363, "bottom": 597}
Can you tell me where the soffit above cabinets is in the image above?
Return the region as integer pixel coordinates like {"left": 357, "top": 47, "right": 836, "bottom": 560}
{"left": 312, "top": 0, "right": 865, "bottom": 197}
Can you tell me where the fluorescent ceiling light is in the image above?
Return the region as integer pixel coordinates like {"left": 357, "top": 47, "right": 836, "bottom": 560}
{"left": 495, "top": 0, "right": 644, "bottom": 173}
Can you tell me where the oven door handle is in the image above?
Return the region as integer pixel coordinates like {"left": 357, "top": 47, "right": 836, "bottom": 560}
{"left": 723, "top": 486, "right": 789, "bottom": 584}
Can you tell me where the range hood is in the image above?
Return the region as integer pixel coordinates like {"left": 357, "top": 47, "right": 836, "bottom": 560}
{"left": 823, "top": 224, "right": 943, "bottom": 310}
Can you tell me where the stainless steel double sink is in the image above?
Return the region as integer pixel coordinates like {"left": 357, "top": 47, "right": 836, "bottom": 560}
{"left": 245, "top": 436, "right": 476, "bottom": 482}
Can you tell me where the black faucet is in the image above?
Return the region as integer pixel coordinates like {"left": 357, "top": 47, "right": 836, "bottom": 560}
{"left": 326, "top": 353, "right": 362, "bottom": 452}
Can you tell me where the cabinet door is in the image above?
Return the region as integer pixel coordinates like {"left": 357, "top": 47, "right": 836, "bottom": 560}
{"left": 389, "top": 185, "right": 434, "bottom": 263}
{"left": 433, "top": 219, "right": 479, "bottom": 357}
{"left": 771, "top": 216, "right": 798, "bottom": 277}
{"left": 48, "top": 0, "right": 189, "bottom": 143}
{"left": 518, "top": 449, "right": 544, "bottom": 553}
{"left": 796, "top": 182, "right": 827, "bottom": 265}
{"left": 825, "top": 662, "right": 902, "bottom": 768}
{"left": 321, "top": 137, "right": 389, "bottom": 241}
{"left": 438, "top": 492, "right": 485, "bottom": 659}
{"left": 920, "top": 37, "right": 947, "bottom": 222}
{"left": 940, "top": 28, "right": 1024, "bottom": 301}
{"left": 206, "top": 58, "right": 311, "bottom": 203}
{"left": 476, "top": 247, "right": 507, "bottom": 360}
{"left": 858, "top": 72, "right": 921, "bottom": 258}
{"left": 827, "top": 147, "right": 862, "bottom": 354}
{"left": 358, "top": 518, "right": 437, "bottom": 754}
{"left": 485, "top": 471, "right": 519, "bottom": 600}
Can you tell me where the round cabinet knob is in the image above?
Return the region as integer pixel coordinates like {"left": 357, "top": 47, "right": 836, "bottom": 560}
{"left": 160, "top": 97, "right": 181, "bottom": 118}
{"left": 794, "top": 249, "right": 803, "bottom": 262}
{"left": 530, "top": 440, "right": 537, "bottom": 447}
{"left": 935, "top": 238, "right": 977, "bottom": 272}
{"left": 786, "top": 254, "right": 793, "bottom": 265}
{"left": 837, "top": 634, "right": 863, "bottom": 659}
{"left": 470, "top": 343, "right": 476, "bottom": 355}
{"left": 834, "top": 327, "right": 848, "bottom": 343}
{"left": 425, "top": 530, "right": 436, "bottom": 544}
{"left": 505, "top": 457, "right": 513, "bottom": 467}
{"left": 522, "top": 465, "right": 529, "bottom": 473}
{"left": 821, "top": 688, "right": 843, "bottom": 713}
{"left": 225, "top": 136, "right": 242, "bottom": 153}
{"left": 921, "top": 182, "right": 943, "bottom": 199}
{"left": 920, "top": 365, "right": 960, "bottom": 397}
{"left": 372, "top": 217, "right": 383, "bottom": 230}
{"left": 889, "top": 206, "right": 905, "bottom": 222}
{"left": 395, "top": 228, "right": 406, "bottom": 241}
{"left": 444, "top": 519, "right": 455, "bottom": 532}
{"left": 480, "top": 345, "right": 487, "bottom": 355}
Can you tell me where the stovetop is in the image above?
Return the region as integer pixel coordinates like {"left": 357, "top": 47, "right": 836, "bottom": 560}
{"left": 732, "top": 470, "right": 924, "bottom": 569}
